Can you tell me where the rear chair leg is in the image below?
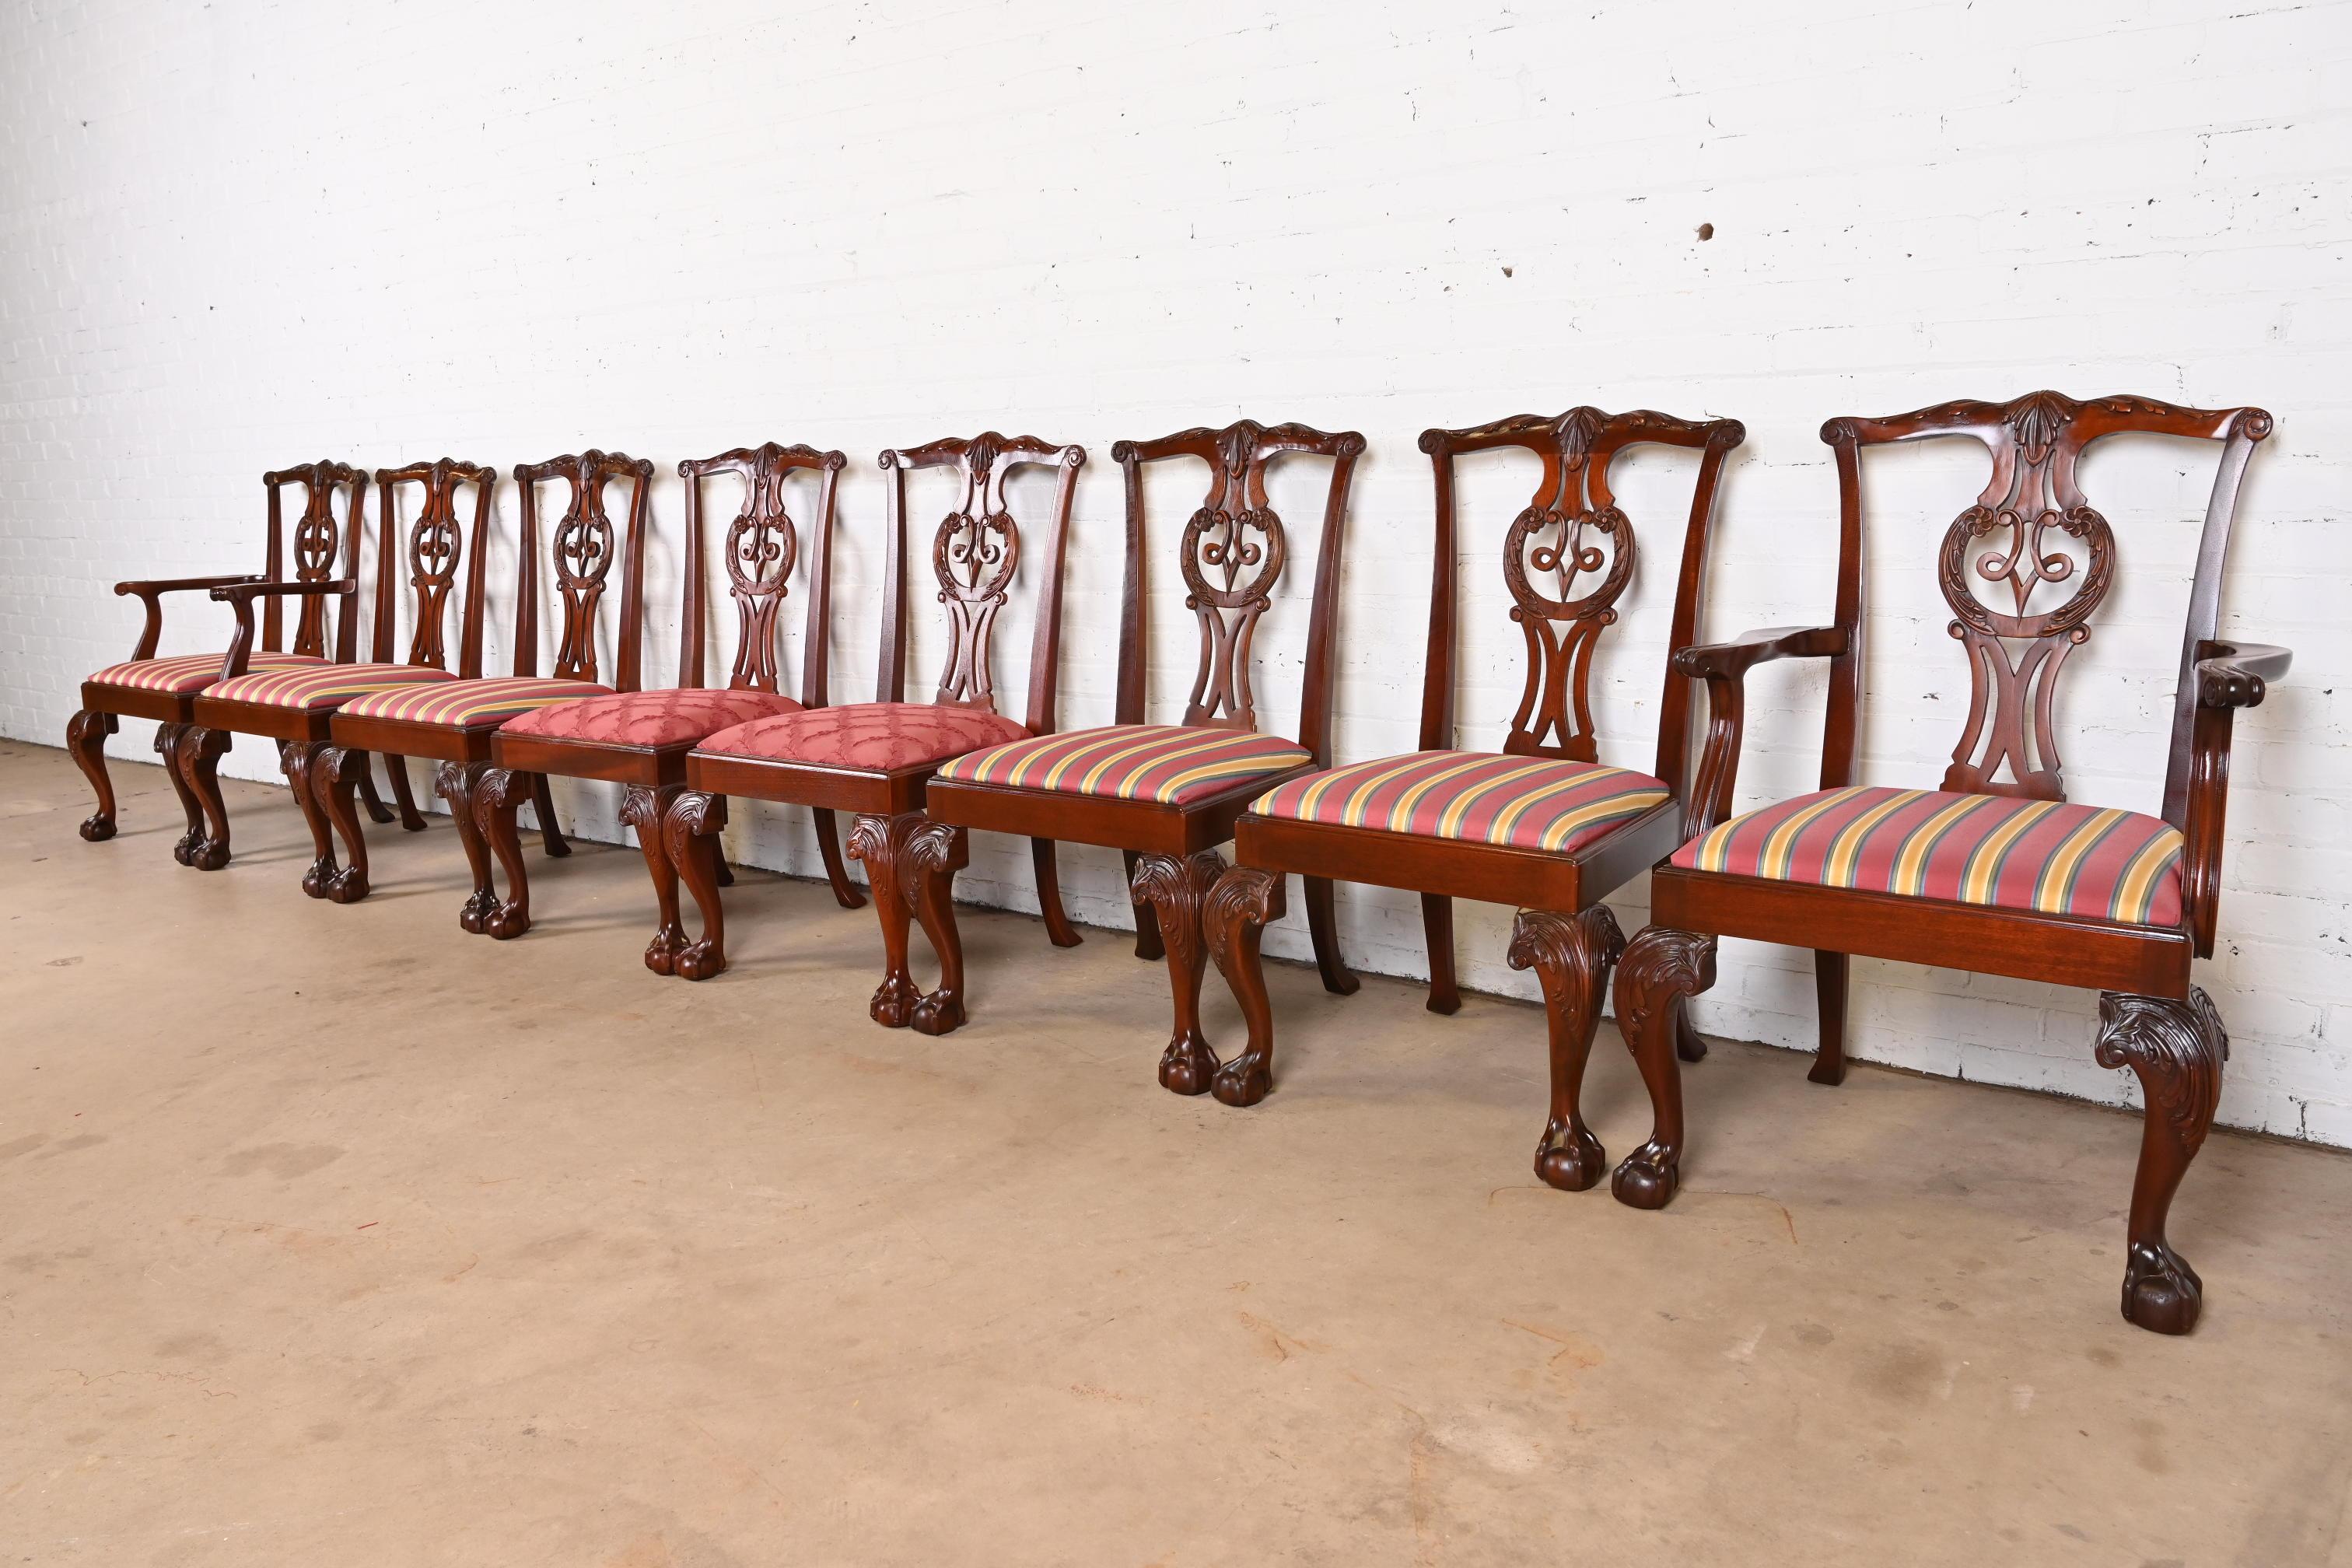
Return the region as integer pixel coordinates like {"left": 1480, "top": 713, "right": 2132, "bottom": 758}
{"left": 667, "top": 791, "right": 730, "bottom": 980}
{"left": 312, "top": 745, "right": 374, "bottom": 902}
{"left": 436, "top": 762, "right": 498, "bottom": 933}
{"left": 384, "top": 754, "right": 427, "bottom": 831}
{"left": 1131, "top": 849, "right": 1227, "bottom": 1095}
{"left": 1421, "top": 893, "right": 1461, "bottom": 1015}
{"left": 1303, "top": 875, "right": 1359, "bottom": 996}
{"left": 1811, "top": 950, "right": 1848, "bottom": 1083}
{"left": 1034, "top": 838, "right": 1083, "bottom": 947}
{"left": 1203, "top": 866, "right": 1286, "bottom": 1107}
{"left": 356, "top": 760, "right": 395, "bottom": 825}
{"left": 531, "top": 773, "right": 571, "bottom": 858}
{"left": 907, "top": 821, "right": 971, "bottom": 1034}
{"left": 66, "top": 709, "right": 118, "bottom": 842}
{"left": 473, "top": 768, "right": 534, "bottom": 939}
{"left": 153, "top": 723, "right": 203, "bottom": 863}
{"left": 623, "top": 785, "right": 685, "bottom": 975}
{"left": 2096, "top": 988, "right": 2228, "bottom": 1335}
{"left": 849, "top": 812, "right": 922, "bottom": 1026}
{"left": 1609, "top": 926, "right": 1718, "bottom": 1210}
{"left": 178, "top": 726, "right": 234, "bottom": 870}
{"left": 812, "top": 807, "right": 866, "bottom": 909}
{"left": 281, "top": 740, "right": 340, "bottom": 898}
{"left": 1507, "top": 905, "right": 1626, "bottom": 1191}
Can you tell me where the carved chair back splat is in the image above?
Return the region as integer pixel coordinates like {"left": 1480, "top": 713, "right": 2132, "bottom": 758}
{"left": 1112, "top": 419, "right": 1365, "bottom": 761}
{"left": 679, "top": 442, "right": 843, "bottom": 706}
{"left": 371, "top": 458, "right": 499, "bottom": 677}
{"left": 877, "top": 431, "right": 1084, "bottom": 733}
{"left": 1616, "top": 389, "right": 2280, "bottom": 1336}
{"left": 514, "top": 450, "right": 656, "bottom": 692}
{"left": 266, "top": 460, "right": 370, "bottom": 662}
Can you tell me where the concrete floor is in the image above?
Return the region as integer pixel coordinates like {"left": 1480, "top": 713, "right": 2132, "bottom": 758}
{"left": 3, "top": 738, "right": 2349, "bottom": 1566}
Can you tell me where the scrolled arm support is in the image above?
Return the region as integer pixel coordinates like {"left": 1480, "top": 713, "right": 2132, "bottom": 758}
{"left": 1675, "top": 625, "right": 1849, "bottom": 836}
{"left": 2180, "top": 639, "right": 2292, "bottom": 958}
{"left": 112, "top": 574, "right": 264, "bottom": 661}
{"left": 208, "top": 579, "right": 357, "bottom": 681}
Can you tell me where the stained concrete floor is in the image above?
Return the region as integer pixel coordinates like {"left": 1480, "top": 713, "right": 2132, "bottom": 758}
{"left": 3, "top": 737, "right": 2350, "bottom": 1566}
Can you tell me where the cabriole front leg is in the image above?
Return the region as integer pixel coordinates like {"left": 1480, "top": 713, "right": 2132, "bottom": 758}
{"left": 177, "top": 726, "right": 233, "bottom": 870}
{"left": 849, "top": 812, "right": 922, "bottom": 1026}
{"left": 66, "top": 709, "right": 118, "bottom": 842}
{"left": 280, "top": 740, "right": 341, "bottom": 898}
{"left": 435, "top": 761, "right": 498, "bottom": 933}
{"left": 472, "top": 767, "right": 534, "bottom": 939}
{"left": 312, "top": 745, "right": 374, "bottom": 903}
{"left": 1202, "top": 866, "right": 1284, "bottom": 1107}
{"left": 153, "top": 723, "right": 203, "bottom": 863}
{"left": 2096, "top": 988, "right": 2228, "bottom": 1335}
{"left": 1507, "top": 905, "right": 1627, "bottom": 1192}
{"left": 1609, "top": 926, "right": 1717, "bottom": 1210}
{"left": 666, "top": 791, "right": 730, "bottom": 981}
{"left": 622, "top": 784, "right": 686, "bottom": 975}
{"left": 1131, "top": 849, "right": 1227, "bottom": 1095}
{"left": 906, "top": 820, "right": 971, "bottom": 1035}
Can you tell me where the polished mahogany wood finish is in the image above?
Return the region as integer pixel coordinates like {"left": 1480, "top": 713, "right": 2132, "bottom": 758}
{"left": 66, "top": 461, "right": 377, "bottom": 870}
{"left": 663, "top": 432, "right": 1083, "bottom": 1019}
{"left": 1612, "top": 390, "right": 2280, "bottom": 1335}
{"left": 921, "top": 418, "right": 1364, "bottom": 1064}
{"left": 1202, "top": 408, "right": 1742, "bottom": 1188}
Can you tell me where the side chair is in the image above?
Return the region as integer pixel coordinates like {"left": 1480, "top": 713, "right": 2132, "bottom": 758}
{"left": 922, "top": 418, "right": 1363, "bottom": 1073}
{"left": 68, "top": 461, "right": 372, "bottom": 864}
{"left": 321, "top": 458, "right": 618, "bottom": 910}
{"left": 477, "top": 444, "right": 850, "bottom": 946}
{"left": 1202, "top": 408, "right": 1741, "bottom": 1186}
{"left": 1608, "top": 390, "right": 2280, "bottom": 1335}
{"left": 659, "top": 432, "right": 1084, "bottom": 1034}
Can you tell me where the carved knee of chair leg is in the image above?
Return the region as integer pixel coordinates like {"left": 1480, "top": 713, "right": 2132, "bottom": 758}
{"left": 665, "top": 790, "right": 730, "bottom": 982}
{"left": 1132, "top": 849, "right": 1227, "bottom": 1096}
{"left": 68, "top": 709, "right": 119, "bottom": 842}
{"left": 1202, "top": 866, "right": 1286, "bottom": 1108}
{"left": 1507, "top": 905, "right": 1625, "bottom": 1193}
{"left": 313, "top": 745, "right": 373, "bottom": 904}
{"left": 1609, "top": 926, "right": 1717, "bottom": 1211}
{"left": 849, "top": 811, "right": 922, "bottom": 1027}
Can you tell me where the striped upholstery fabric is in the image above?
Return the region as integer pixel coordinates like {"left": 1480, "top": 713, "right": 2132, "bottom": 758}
{"left": 1250, "top": 750, "right": 1670, "bottom": 855}
{"left": 87, "top": 651, "right": 324, "bottom": 695}
{"left": 340, "top": 675, "right": 613, "bottom": 730}
{"left": 1671, "top": 786, "right": 2186, "bottom": 926}
{"left": 205, "top": 662, "right": 459, "bottom": 712}
{"left": 935, "top": 724, "right": 1314, "bottom": 807}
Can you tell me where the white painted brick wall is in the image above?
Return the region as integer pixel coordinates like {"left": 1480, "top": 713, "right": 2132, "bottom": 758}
{"left": 4, "top": 0, "right": 2347, "bottom": 1143}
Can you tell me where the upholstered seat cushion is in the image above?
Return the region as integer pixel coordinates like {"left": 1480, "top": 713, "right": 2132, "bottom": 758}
{"left": 936, "top": 724, "right": 1313, "bottom": 807}
{"left": 1251, "top": 750, "right": 1671, "bottom": 855}
{"left": 340, "top": 675, "right": 614, "bottom": 730}
{"left": 87, "top": 650, "right": 326, "bottom": 695}
{"left": 205, "top": 662, "right": 459, "bottom": 711}
{"left": 1670, "top": 785, "right": 2186, "bottom": 926}
{"left": 698, "top": 702, "right": 1029, "bottom": 772}
{"left": 497, "top": 687, "right": 803, "bottom": 747}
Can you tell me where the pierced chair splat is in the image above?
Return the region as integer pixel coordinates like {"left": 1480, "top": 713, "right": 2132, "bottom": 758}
{"left": 922, "top": 418, "right": 1364, "bottom": 1074}
{"left": 1202, "top": 407, "right": 1744, "bottom": 1188}
{"left": 667, "top": 432, "right": 1083, "bottom": 1031}
{"left": 68, "top": 461, "right": 367, "bottom": 866}
{"left": 1610, "top": 390, "right": 2280, "bottom": 1335}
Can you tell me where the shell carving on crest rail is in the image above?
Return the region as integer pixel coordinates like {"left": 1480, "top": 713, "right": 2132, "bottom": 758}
{"left": 1934, "top": 390, "right": 2119, "bottom": 800}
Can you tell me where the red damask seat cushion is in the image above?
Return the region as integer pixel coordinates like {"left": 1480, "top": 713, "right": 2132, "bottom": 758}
{"left": 933, "top": 724, "right": 1313, "bottom": 806}
{"left": 87, "top": 651, "right": 326, "bottom": 696}
{"left": 1669, "top": 785, "right": 2186, "bottom": 926}
{"left": 205, "top": 662, "right": 459, "bottom": 711}
{"left": 1251, "top": 751, "right": 1671, "bottom": 856}
{"left": 697, "top": 702, "right": 1029, "bottom": 772}
{"left": 339, "top": 675, "right": 614, "bottom": 730}
{"left": 497, "top": 687, "right": 803, "bottom": 747}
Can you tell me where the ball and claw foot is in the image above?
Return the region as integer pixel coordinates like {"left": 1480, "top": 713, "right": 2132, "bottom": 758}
{"left": 1611, "top": 1142, "right": 1680, "bottom": 1209}
{"left": 644, "top": 924, "right": 687, "bottom": 976}
{"left": 1209, "top": 1051, "right": 1270, "bottom": 1108}
{"left": 322, "top": 865, "right": 369, "bottom": 905}
{"left": 188, "top": 835, "right": 230, "bottom": 871}
{"left": 675, "top": 940, "right": 726, "bottom": 983}
{"left": 870, "top": 973, "right": 921, "bottom": 1028}
{"left": 911, "top": 990, "right": 965, "bottom": 1036}
{"left": 484, "top": 900, "right": 529, "bottom": 941}
{"left": 171, "top": 828, "right": 202, "bottom": 865}
{"left": 81, "top": 814, "right": 117, "bottom": 843}
{"left": 1158, "top": 1034, "right": 1218, "bottom": 1096}
{"left": 300, "top": 857, "right": 336, "bottom": 901}
{"left": 1534, "top": 1121, "right": 1608, "bottom": 1192}
{"left": 2123, "top": 1241, "right": 2204, "bottom": 1335}
{"left": 458, "top": 890, "right": 498, "bottom": 935}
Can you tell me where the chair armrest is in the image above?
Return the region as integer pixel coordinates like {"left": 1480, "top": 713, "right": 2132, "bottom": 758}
{"left": 209, "top": 579, "right": 358, "bottom": 680}
{"left": 110, "top": 574, "right": 264, "bottom": 661}
{"left": 2180, "top": 639, "right": 2291, "bottom": 957}
{"left": 1678, "top": 625, "right": 1850, "bottom": 836}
